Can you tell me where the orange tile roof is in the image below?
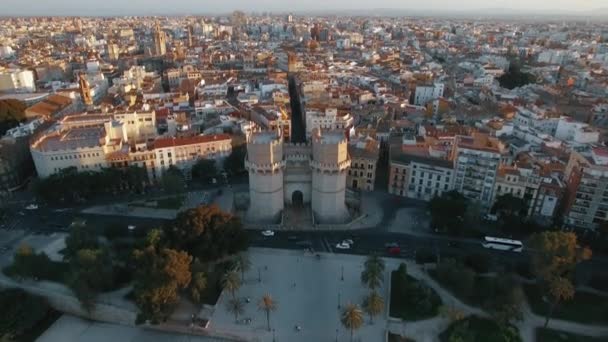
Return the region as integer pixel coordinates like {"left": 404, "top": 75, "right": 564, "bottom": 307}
{"left": 153, "top": 134, "right": 231, "bottom": 149}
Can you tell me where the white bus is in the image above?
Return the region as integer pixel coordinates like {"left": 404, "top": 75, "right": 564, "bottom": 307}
{"left": 482, "top": 236, "right": 523, "bottom": 252}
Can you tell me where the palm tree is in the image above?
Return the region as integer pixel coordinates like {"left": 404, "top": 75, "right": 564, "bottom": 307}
{"left": 222, "top": 270, "right": 241, "bottom": 300}
{"left": 258, "top": 293, "right": 278, "bottom": 331}
{"left": 362, "top": 291, "right": 384, "bottom": 324}
{"left": 189, "top": 271, "right": 207, "bottom": 304}
{"left": 361, "top": 264, "right": 383, "bottom": 290}
{"left": 226, "top": 298, "right": 245, "bottom": 323}
{"left": 364, "top": 255, "right": 385, "bottom": 273}
{"left": 234, "top": 253, "right": 252, "bottom": 282}
{"left": 361, "top": 255, "right": 385, "bottom": 290}
{"left": 341, "top": 303, "right": 364, "bottom": 342}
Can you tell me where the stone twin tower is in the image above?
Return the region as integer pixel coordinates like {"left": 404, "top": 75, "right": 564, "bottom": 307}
{"left": 245, "top": 130, "right": 351, "bottom": 224}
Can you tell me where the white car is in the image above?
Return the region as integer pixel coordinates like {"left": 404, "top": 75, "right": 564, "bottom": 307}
{"left": 261, "top": 230, "right": 275, "bottom": 237}
{"left": 335, "top": 242, "right": 351, "bottom": 250}
{"left": 127, "top": 225, "right": 136, "bottom": 231}
{"left": 25, "top": 204, "right": 38, "bottom": 210}
{"left": 343, "top": 239, "right": 354, "bottom": 245}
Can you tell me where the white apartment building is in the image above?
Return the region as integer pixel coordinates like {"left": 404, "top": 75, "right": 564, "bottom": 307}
{"left": 390, "top": 154, "right": 455, "bottom": 201}
{"left": 305, "top": 107, "right": 354, "bottom": 138}
{"left": 564, "top": 147, "right": 608, "bottom": 230}
{"left": 453, "top": 134, "right": 506, "bottom": 205}
{"left": 0, "top": 68, "right": 36, "bottom": 93}
{"left": 413, "top": 83, "right": 444, "bottom": 106}
{"left": 152, "top": 134, "right": 232, "bottom": 178}
{"left": 555, "top": 116, "right": 599, "bottom": 144}
{"left": 31, "top": 110, "right": 232, "bottom": 180}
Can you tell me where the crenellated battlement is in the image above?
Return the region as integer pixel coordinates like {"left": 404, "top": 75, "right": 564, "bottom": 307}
{"left": 245, "top": 159, "right": 286, "bottom": 174}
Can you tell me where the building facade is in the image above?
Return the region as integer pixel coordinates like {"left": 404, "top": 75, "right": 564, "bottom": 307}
{"left": 246, "top": 130, "right": 351, "bottom": 223}
{"left": 453, "top": 134, "right": 505, "bottom": 206}
{"left": 563, "top": 148, "right": 608, "bottom": 230}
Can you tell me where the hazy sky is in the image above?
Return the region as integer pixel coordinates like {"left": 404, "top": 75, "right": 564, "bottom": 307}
{"left": 1, "top": 0, "right": 605, "bottom": 16}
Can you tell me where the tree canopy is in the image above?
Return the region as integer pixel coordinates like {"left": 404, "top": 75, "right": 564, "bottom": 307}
{"left": 33, "top": 166, "right": 148, "bottom": 203}
{"left": 223, "top": 144, "right": 246, "bottom": 175}
{"left": 132, "top": 230, "right": 192, "bottom": 324}
{"left": 67, "top": 248, "right": 114, "bottom": 312}
{"left": 191, "top": 159, "right": 217, "bottom": 181}
{"left": 429, "top": 191, "right": 468, "bottom": 235}
{"left": 0, "top": 99, "right": 26, "bottom": 136}
{"left": 528, "top": 231, "right": 591, "bottom": 327}
{"left": 498, "top": 61, "right": 536, "bottom": 90}
{"left": 163, "top": 205, "right": 248, "bottom": 261}
{"left": 64, "top": 222, "right": 99, "bottom": 261}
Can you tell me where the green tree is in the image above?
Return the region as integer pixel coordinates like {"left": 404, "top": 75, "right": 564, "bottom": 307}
{"left": 258, "top": 294, "right": 278, "bottom": 331}
{"left": 222, "top": 270, "right": 241, "bottom": 300}
{"left": 529, "top": 231, "right": 591, "bottom": 328}
{"left": 191, "top": 159, "right": 217, "bottom": 181}
{"left": 361, "top": 255, "right": 385, "bottom": 290}
{"left": 498, "top": 61, "right": 536, "bottom": 90}
{"left": 161, "top": 166, "right": 185, "bottom": 194}
{"left": 9, "top": 244, "right": 60, "bottom": 281}
{"left": 341, "top": 303, "right": 365, "bottom": 342}
{"left": 189, "top": 271, "right": 207, "bottom": 304}
{"left": 544, "top": 276, "right": 575, "bottom": 328}
{"left": 67, "top": 248, "right": 114, "bottom": 312}
{"left": 226, "top": 298, "right": 245, "bottom": 323}
{"left": 492, "top": 194, "right": 527, "bottom": 218}
{"left": 163, "top": 205, "right": 248, "bottom": 262}
{"left": 64, "top": 221, "right": 98, "bottom": 261}
{"left": 429, "top": 191, "right": 467, "bottom": 235}
{"left": 132, "top": 234, "right": 192, "bottom": 324}
{"left": 223, "top": 144, "right": 246, "bottom": 175}
{"left": 362, "top": 291, "right": 384, "bottom": 324}
{"left": 234, "top": 253, "right": 251, "bottom": 282}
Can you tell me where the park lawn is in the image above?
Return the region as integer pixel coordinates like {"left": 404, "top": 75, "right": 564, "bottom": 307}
{"left": 17, "top": 309, "right": 62, "bottom": 342}
{"left": 536, "top": 328, "right": 608, "bottom": 342}
{"left": 390, "top": 271, "right": 442, "bottom": 321}
{"left": 428, "top": 271, "right": 494, "bottom": 308}
{"left": 439, "top": 316, "right": 522, "bottom": 342}
{"left": 155, "top": 196, "right": 185, "bottom": 210}
{"left": 524, "top": 284, "right": 608, "bottom": 325}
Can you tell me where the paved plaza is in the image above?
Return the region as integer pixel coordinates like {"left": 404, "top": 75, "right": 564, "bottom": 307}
{"left": 209, "top": 248, "right": 390, "bottom": 342}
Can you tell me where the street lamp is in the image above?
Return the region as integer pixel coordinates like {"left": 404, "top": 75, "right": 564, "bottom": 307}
{"left": 335, "top": 328, "right": 339, "bottom": 342}
{"left": 272, "top": 328, "right": 276, "bottom": 342}
{"left": 341, "top": 265, "right": 344, "bottom": 281}
{"left": 258, "top": 267, "right": 261, "bottom": 283}
{"left": 338, "top": 292, "right": 341, "bottom": 309}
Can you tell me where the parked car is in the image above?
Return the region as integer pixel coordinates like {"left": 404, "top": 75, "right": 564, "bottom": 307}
{"left": 335, "top": 242, "right": 351, "bottom": 250}
{"left": 25, "top": 204, "right": 38, "bottom": 210}
{"left": 261, "top": 230, "right": 275, "bottom": 237}
{"left": 343, "top": 239, "right": 354, "bottom": 245}
{"left": 387, "top": 246, "right": 401, "bottom": 255}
